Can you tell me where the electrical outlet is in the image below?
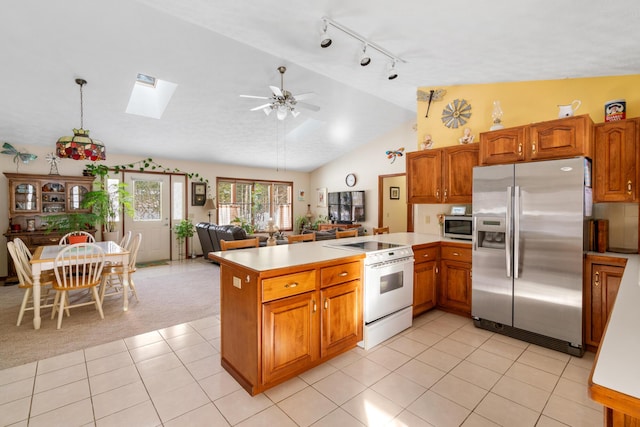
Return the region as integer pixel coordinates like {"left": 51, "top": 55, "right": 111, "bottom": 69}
{"left": 233, "top": 276, "right": 242, "bottom": 289}
{"left": 425, "top": 215, "right": 430, "bottom": 224}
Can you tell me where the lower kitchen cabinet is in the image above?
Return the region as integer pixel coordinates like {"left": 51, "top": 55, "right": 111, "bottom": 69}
{"left": 218, "top": 257, "right": 363, "bottom": 395}
{"left": 439, "top": 243, "right": 472, "bottom": 316}
{"left": 413, "top": 244, "right": 439, "bottom": 316}
{"left": 584, "top": 254, "right": 627, "bottom": 351}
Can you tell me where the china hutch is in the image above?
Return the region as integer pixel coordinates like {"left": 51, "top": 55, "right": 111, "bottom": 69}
{"left": 3, "top": 173, "right": 96, "bottom": 283}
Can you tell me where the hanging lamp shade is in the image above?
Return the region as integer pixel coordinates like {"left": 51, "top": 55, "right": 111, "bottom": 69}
{"left": 55, "top": 78, "right": 106, "bottom": 161}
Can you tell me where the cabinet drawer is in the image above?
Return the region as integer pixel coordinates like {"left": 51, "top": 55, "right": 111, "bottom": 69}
{"left": 441, "top": 245, "right": 471, "bottom": 262}
{"left": 31, "top": 235, "right": 62, "bottom": 246}
{"left": 413, "top": 246, "right": 439, "bottom": 264}
{"left": 320, "top": 261, "right": 361, "bottom": 288}
{"left": 262, "top": 270, "right": 316, "bottom": 302}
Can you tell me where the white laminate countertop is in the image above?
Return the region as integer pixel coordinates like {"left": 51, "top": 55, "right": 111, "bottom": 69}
{"left": 208, "top": 232, "right": 468, "bottom": 272}
{"left": 591, "top": 253, "right": 640, "bottom": 399}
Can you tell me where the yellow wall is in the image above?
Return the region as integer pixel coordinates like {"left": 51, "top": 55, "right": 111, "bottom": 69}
{"left": 416, "top": 74, "right": 640, "bottom": 149}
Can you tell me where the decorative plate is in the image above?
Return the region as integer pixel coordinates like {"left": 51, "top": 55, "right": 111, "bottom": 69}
{"left": 441, "top": 99, "right": 472, "bottom": 129}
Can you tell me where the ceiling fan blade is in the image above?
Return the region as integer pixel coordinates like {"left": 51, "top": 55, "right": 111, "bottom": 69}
{"left": 297, "top": 102, "right": 320, "bottom": 112}
{"left": 293, "top": 92, "right": 315, "bottom": 101}
{"left": 250, "top": 103, "right": 273, "bottom": 111}
{"left": 240, "top": 94, "right": 270, "bottom": 100}
{"left": 270, "top": 85, "right": 283, "bottom": 97}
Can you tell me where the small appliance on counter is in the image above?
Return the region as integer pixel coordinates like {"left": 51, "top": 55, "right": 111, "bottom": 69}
{"left": 443, "top": 206, "right": 472, "bottom": 240}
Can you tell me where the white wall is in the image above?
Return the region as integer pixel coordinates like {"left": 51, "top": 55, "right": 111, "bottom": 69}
{"left": 309, "top": 121, "right": 415, "bottom": 233}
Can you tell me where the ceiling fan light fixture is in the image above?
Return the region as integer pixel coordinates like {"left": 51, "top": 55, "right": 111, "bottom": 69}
{"left": 359, "top": 44, "right": 371, "bottom": 66}
{"left": 387, "top": 60, "right": 399, "bottom": 80}
{"left": 276, "top": 108, "right": 287, "bottom": 120}
{"left": 291, "top": 110, "right": 300, "bottom": 118}
{"left": 320, "top": 21, "right": 332, "bottom": 48}
{"left": 263, "top": 107, "right": 272, "bottom": 116}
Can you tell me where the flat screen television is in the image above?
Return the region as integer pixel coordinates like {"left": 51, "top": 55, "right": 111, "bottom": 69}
{"left": 328, "top": 191, "right": 364, "bottom": 223}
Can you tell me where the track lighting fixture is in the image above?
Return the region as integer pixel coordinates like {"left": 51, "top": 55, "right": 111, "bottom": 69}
{"left": 387, "top": 60, "right": 398, "bottom": 80}
{"left": 320, "top": 20, "right": 332, "bottom": 48}
{"left": 359, "top": 44, "right": 371, "bottom": 66}
{"left": 320, "top": 16, "right": 406, "bottom": 79}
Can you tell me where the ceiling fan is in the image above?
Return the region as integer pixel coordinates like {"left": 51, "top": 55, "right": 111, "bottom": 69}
{"left": 240, "top": 66, "right": 320, "bottom": 120}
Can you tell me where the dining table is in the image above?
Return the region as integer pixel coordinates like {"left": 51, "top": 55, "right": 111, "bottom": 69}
{"left": 29, "top": 240, "right": 131, "bottom": 330}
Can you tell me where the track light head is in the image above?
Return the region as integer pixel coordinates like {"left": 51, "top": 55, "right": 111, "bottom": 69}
{"left": 320, "top": 21, "right": 332, "bottom": 48}
{"left": 359, "top": 44, "right": 371, "bottom": 66}
{"left": 387, "top": 60, "right": 398, "bottom": 80}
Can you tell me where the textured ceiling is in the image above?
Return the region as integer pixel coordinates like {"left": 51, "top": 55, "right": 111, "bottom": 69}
{"left": 1, "top": 0, "right": 639, "bottom": 172}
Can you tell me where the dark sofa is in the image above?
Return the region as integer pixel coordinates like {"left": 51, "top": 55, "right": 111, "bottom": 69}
{"left": 197, "top": 223, "right": 268, "bottom": 257}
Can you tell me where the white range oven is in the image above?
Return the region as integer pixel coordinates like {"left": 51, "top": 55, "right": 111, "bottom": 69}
{"left": 327, "top": 240, "right": 414, "bottom": 350}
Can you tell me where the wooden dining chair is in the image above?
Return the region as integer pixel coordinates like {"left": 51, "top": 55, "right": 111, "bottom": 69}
{"left": 8, "top": 241, "right": 56, "bottom": 326}
{"left": 101, "top": 233, "right": 142, "bottom": 304}
{"left": 220, "top": 237, "right": 260, "bottom": 251}
{"left": 336, "top": 229, "right": 358, "bottom": 238}
{"left": 119, "top": 230, "right": 133, "bottom": 250}
{"left": 373, "top": 226, "right": 390, "bottom": 235}
{"left": 51, "top": 243, "right": 106, "bottom": 329}
{"left": 59, "top": 231, "right": 96, "bottom": 245}
{"left": 13, "top": 237, "right": 33, "bottom": 260}
{"left": 287, "top": 233, "right": 316, "bottom": 244}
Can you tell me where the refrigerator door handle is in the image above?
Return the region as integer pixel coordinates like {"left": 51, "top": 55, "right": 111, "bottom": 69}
{"left": 514, "top": 185, "right": 520, "bottom": 279}
{"left": 506, "top": 186, "right": 512, "bottom": 278}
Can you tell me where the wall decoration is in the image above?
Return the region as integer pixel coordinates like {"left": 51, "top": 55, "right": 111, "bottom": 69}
{"left": 421, "top": 135, "right": 434, "bottom": 150}
{"left": 385, "top": 147, "right": 404, "bottom": 163}
{"left": 390, "top": 187, "right": 400, "bottom": 200}
{"left": 298, "top": 190, "right": 305, "bottom": 201}
{"left": 441, "top": 99, "right": 472, "bottom": 128}
{"left": 417, "top": 89, "right": 446, "bottom": 118}
{"left": 1, "top": 142, "right": 37, "bottom": 172}
{"left": 192, "top": 182, "right": 206, "bottom": 206}
{"left": 316, "top": 187, "right": 327, "bottom": 208}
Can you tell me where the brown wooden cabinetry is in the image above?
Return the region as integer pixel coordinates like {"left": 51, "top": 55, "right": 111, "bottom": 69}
{"left": 407, "top": 143, "right": 478, "bottom": 204}
{"left": 218, "top": 256, "right": 363, "bottom": 395}
{"left": 584, "top": 254, "right": 627, "bottom": 351}
{"left": 439, "top": 243, "right": 472, "bottom": 315}
{"left": 412, "top": 244, "right": 439, "bottom": 316}
{"left": 594, "top": 118, "right": 640, "bottom": 202}
{"left": 479, "top": 115, "right": 594, "bottom": 165}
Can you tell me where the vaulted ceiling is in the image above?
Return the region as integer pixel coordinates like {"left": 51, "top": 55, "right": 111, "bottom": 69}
{"left": 1, "top": 0, "right": 638, "bottom": 172}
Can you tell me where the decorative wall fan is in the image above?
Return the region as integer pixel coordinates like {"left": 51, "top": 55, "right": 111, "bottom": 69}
{"left": 240, "top": 66, "right": 320, "bottom": 120}
{"left": 441, "top": 99, "right": 472, "bottom": 128}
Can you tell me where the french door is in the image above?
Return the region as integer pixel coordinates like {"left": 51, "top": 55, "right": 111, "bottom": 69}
{"left": 123, "top": 172, "right": 187, "bottom": 262}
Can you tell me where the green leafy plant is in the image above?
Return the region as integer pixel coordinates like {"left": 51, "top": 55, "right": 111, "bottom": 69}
{"left": 45, "top": 212, "right": 98, "bottom": 234}
{"left": 173, "top": 218, "right": 195, "bottom": 243}
{"left": 231, "top": 216, "right": 255, "bottom": 234}
{"left": 312, "top": 214, "right": 329, "bottom": 230}
{"left": 295, "top": 215, "right": 310, "bottom": 234}
{"left": 81, "top": 164, "right": 133, "bottom": 232}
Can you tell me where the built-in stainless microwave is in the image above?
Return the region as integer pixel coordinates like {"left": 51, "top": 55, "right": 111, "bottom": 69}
{"left": 443, "top": 215, "right": 473, "bottom": 240}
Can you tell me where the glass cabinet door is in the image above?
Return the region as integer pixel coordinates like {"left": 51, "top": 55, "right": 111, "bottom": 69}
{"left": 11, "top": 182, "right": 40, "bottom": 213}
{"left": 41, "top": 181, "right": 66, "bottom": 214}
{"left": 67, "top": 183, "right": 91, "bottom": 212}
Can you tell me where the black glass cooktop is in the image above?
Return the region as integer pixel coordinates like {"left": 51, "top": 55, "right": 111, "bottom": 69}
{"left": 338, "top": 241, "right": 403, "bottom": 252}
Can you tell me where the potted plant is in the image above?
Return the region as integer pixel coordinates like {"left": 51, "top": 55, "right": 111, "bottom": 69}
{"left": 231, "top": 216, "right": 255, "bottom": 234}
{"left": 45, "top": 212, "right": 98, "bottom": 242}
{"left": 82, "top": 163, "right": 133, "bottom": 242}
{"left": 174, "top": 218, "right": 195, "bottom": 259}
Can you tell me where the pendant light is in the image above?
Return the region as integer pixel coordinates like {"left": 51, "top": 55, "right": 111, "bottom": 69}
{"left": 55, "top": 78, "right": 106, "bottom": 161}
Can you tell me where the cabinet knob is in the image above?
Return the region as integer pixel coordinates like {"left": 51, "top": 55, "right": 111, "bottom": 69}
{"left": 284, "top": 282, "right": 298, "bottom": 288}
{"left": 443, "top": 188, "right": 448, "bottom": 201}
{"left": 313, "top": 300, "right": 317, "bottom": 312}
{"left": 518, "top": 143, "right": 523, "bottom": 155}
{"left": 436, "top": 188, "right": 440, "bottom": 201}
{"left": 594, "top": 272, "right": 600, "bottom": 287}
{"left": 627, "top": 180, "right": 633, "bottom": 195}
{"left": 532, "top": 142, "right": 536, "bottom": 153}
{"left": 453, "top": 252, "right": 460, "bottom": 256}
{"left": 338, "top": 272, "right": 348, "bottom": 277}
{"left": 324, "top": 299, "right": 328, "bottom": 310}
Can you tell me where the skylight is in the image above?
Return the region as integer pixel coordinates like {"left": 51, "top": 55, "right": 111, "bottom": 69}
{"left": 125, "top": 74, "right": 177, "bottom": 119}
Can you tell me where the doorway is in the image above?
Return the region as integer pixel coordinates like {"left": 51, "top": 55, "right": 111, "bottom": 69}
{"left": 123, "top": 172, "right": 187, "bottom": 262}
{"left": 377, "top": 174, "right": 408, "bottom": 232}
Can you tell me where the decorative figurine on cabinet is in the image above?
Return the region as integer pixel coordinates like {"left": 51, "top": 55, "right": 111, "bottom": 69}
{"left": 421, "top": 134, "right": 434, "bottom": 150}
{"left": 459, "top": 128, "right": 474, "bottom": 144}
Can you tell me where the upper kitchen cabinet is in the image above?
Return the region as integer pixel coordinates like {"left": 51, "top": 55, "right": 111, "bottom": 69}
{"left": 479, "top": 115, "right": 594, "bottom": 165}
{"left": 594, "top": 118, "right": 639, "bottom": 202}
{"left": 407, "top": 143, "right": 478, "bottom": 204}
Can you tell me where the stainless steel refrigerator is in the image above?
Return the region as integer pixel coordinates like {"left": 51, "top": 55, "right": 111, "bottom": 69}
{"left": 472, "top": 157, "right": 591, "bottom": 356}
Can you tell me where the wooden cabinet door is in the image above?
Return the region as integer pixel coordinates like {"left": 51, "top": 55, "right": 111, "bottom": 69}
{"left": 439, "top": 259, "right": 472, "bottom": 315}
{"left": 262, "top": 291, "right": 319, "bottom": 384}
{"left": 528, "top": 115, "right": 593, "bottom": 161}
{"left": 10, "top": 180, "right": 41, "bottom": 214}
{"left": 320, "top": 280, "right": 362, "bottom": 359}
{"left": 479, "top": 126, "right": 527, "bottom": 165}
{"left": 594, "top": 119, "right": 639, "bottom": 202}
{"left": 413, "top": 259, "right": 438, "bottom": 316}
{"left": 585, "top": 262, "right": 624, "bottom": 349}
{"left": 442, "top": 144, "right": 479, "bottom": 203}
{"left": 407, "top": 150, "right": 443, "bottom": 203}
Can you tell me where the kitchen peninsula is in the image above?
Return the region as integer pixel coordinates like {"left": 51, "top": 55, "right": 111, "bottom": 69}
{"left": 208, "top": 232, "right": 450, "bottom": 395}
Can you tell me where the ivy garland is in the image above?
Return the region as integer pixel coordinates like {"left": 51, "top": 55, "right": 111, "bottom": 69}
{"left": 84, "top": 158, "right": 209, "bottom": 186}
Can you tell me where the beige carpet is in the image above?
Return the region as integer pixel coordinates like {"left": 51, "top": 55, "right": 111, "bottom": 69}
{"left": 0, "top": 258, "right": 220, "bottom": 370}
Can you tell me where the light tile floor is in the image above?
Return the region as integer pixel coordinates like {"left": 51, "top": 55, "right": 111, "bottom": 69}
{"left": 0, "top": 310, "right": 603, "bottom": 426}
